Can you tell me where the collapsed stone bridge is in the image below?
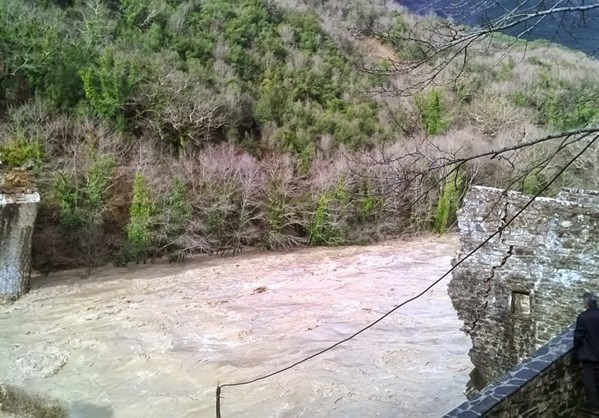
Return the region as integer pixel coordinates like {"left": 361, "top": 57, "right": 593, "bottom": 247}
{"left": 449, "top": 186, "right": 599, "bottom": 392}
{"left": 0, "top": 169, "right": 39, "bottom": 303}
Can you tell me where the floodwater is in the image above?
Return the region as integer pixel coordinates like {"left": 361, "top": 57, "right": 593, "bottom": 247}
{"left": 0, "top": 235, "right": 471, "bottom": 418}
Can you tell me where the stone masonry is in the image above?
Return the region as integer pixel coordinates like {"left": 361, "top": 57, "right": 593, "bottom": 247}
{"left": 0, "top": 169, "right": 39, "bottom": 303}
{"left": 449, "top": 186, "right": 599, "bottom": 392}
{"left": 444, "top": 324, "right": 584, "bottom": 418}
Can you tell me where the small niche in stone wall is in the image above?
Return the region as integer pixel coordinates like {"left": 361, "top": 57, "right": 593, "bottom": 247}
{"left": 512, "top": 291, "right": 532, "bottom": 317}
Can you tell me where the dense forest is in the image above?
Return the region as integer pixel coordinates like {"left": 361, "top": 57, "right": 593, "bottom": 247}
{"left": 1, "top": 0, "right": 599, "bottom": 271}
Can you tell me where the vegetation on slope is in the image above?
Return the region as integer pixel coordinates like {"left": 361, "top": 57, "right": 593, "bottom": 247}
{"left": 1, "top": 0, "right": 598, "bottom": 271}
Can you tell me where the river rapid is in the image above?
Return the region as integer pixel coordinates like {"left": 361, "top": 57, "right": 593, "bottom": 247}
{"left": 0, "top": 235, "right": 471, "bottom": 418}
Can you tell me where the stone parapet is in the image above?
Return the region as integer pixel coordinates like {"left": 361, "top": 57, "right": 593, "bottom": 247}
{"left": 443, "top": 324, "right": 583, "bottom": 417}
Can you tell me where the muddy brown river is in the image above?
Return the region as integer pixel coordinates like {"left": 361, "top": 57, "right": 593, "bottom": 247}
{"left": 0, "top": 235, "right": 471, "bottom": 418}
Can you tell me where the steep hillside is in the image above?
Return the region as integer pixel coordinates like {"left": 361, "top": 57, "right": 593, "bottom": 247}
{"left": 1, "top": 0, "right": 598, "bottom": 270}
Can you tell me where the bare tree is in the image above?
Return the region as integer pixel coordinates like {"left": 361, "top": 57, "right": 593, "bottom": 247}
{"left": 352, "top": 0, "right": 599, "bottom": 213}
{"left": 362, "top": 1, "right": 598, "bottom": 91}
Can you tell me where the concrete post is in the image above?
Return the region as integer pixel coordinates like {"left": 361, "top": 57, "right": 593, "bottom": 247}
{"left": 0, "top": 169, "right": 40, "bottom": 303}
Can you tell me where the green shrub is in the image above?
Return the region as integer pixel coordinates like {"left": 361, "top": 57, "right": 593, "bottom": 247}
{"left": 416, "top": 89, "right": 447, "bottom": 136}
{"left": 120, "top": 0, "right": 148, "bottom": 29}
{"left": 537, "top": 75, "right": 599, "bottom": 130}
{"left": 357, "top": 189, "right": 383, "bottom": 222}
{"left": 433, "top": 169, "right": 463, "bottom": 234}
{"left": 125, "top": 173, "right": 154, "bottom": 263}
{"left": 512, "top": 73, "right": 599, "bottom": 130}
{"left": 297, "top": 143, "right": 315, "bottom": 175}
{"left": 54, "top": 155, "right": 113, "bottom": 228}
{"left": 0, "top": 139, "right": 43, "bottom": 168}
{"left": 53, "top": 153, "right": 114, "bottom": 270}
{"left": 80, "top": 48, "right": 140, "bottom": 126}
{"left": 285, "top": 11, "right": 323, "bottom": 53}
{"left": 521, "top": 168, "right": 546, "bottom": 195}
{"left": 254, "top": 73, "right": 288, "bottom": 124}
{"left": 510, "top": 91, "right": 528, "bottom": 107}
{"left": 309, "top": 194, "right": 342, "bottom": 245}
{"left": 309, "top": 179, "right": 349, "bottom": 246}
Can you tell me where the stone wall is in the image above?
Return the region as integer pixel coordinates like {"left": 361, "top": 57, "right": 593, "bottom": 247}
{"left": 449, "top": 186, "right": 599, "bottom": 391}
{"left": 0, "top": 169, "right": 39, "bottom": 303}
{"left": 444, "top": 324, "right": 585, "bottom": 418}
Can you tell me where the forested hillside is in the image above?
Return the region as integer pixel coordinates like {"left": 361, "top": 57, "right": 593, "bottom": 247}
{"left": 1, "top": 0, "right": 598, "bottom": 271}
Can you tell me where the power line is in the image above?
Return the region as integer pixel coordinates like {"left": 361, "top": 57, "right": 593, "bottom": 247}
{"left": 215, "top": 134, "right": 598, "bottom": 418}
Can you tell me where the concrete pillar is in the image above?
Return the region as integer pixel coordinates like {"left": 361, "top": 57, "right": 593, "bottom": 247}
{"left": 0, "top": 169, "right": 39, "bottom": 303}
